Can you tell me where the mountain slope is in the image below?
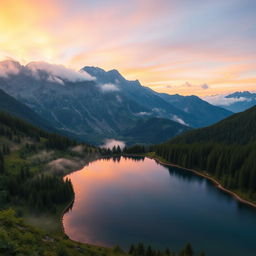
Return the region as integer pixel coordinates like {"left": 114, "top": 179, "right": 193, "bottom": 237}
{"left": 0, "top": 60, "right": 150, "bottom": 144}
{"left": 83, "top": 67, "right": 194, "bottom": 126}
{"left": 159, "top": 93, "right": 233, "bottom": 127}
{"left": 224, "top": 91, "right": 256, "bottom": 112}
{"left": 171, "top": 105, "right": 256, "bottom": 145}
{"left": 83, "top": 66, "right": 233, "bottom": 128}
{"left": 204, "top": 91, "right": 256, "bottom": 113}
{"left": 154, "top": 106, "right": 256, "bottom": 202}
{"left": 0, "top": 88, "right": 53, "bottom": 131}
{"left": 121, "top": 117, "right": 191, "bottom": 145}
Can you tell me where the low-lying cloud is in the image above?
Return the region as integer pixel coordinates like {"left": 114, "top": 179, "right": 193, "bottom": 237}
{"left": 136, "top": 111, "right": 151, "bottom": 116}
{"left": 172, "top": 115, "right": 188, "bottom": 126}
{"left": 26, "top": 61, "right": 95, "bottom": 84}
{"left": 0, "top": 60, "right": 21, "bottom": 78}
{"left": 203, "top": 94, "right": 250, "bottom": 106}
{"left": 101, "top": 139, "right": 125, "bottom": 149}
{"left": 0, "top": 59, "right": 96, "bottom": 84}
{"left": 48, "top": 158, "right": 81, "bottom": 172}
{"left": 100, "top": 83, "right": 120, "bottom": 93}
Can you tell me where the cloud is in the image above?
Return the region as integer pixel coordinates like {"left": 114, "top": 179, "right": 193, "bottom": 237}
{"left": 1, "top": 0, "right": 256, "bottom": 97}
{"left": 26, "top": 61, "right": 95, "bottom": 84}
{"left": 172, "top": 115, "right": 188, "bottom": 126}
{"left": 182, "top": 82, "right": 209, "bottom": 90}
{"left": 47, "top": 158, "right": 82, "bottom": 173}
{"left": 100, "top": 83, "right": 120, "bottom": 93}
{"left": 136, "top": 112, "right": 151, "bottom": 116}
{"left": 152, "top": 107, "right": 162, "bottom": 113}
{"left": 203, "top": 94, "right": 250, "bottom": 106}
{"left": 101, "top": 139, "right": 125, "bottom": 150}
{"left": 183, "top": 82, "right": 193, "bottom": 87}
{"left": 0, "top": 60, "right": 21, "bottom": 78}
{"left": 201, "top": 84, "right": 209, "bottom": 90}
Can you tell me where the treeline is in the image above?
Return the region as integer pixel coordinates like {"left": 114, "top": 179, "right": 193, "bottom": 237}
{"left": 0, "top": 144, "right": 11, "bottom": 174}
{"left": 129, "top": 242, "right": 205, "bottom": 256}
{"left": 99, "top": 145, "right": 149, "bottom": 156}
{"left": 171, "top": 106, "right": 256, "bottom": 145}
{"left": 1, "top": 164, "right": 74, "bottom": 212}
{"left": 0, "top": 111, "right": 45, "bottom": 140}
{"left": 154, "top": 142, "right": 256, "bottom": 200}
{"left": 0, "top": 111, "right": 77, "bottom": 151}
{"left": 0, "top": 151, "right": 74, "bottom": 213}
{"left": 0, "top": 111, "right": 84, "bottom": 212}
{"left": 25, "top": 175, "right": 74, "bottom": 212}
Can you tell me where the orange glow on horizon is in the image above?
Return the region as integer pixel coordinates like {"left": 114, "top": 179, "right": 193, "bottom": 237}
{"left": 0, "top": 0, "right": 255, "bottom": 96}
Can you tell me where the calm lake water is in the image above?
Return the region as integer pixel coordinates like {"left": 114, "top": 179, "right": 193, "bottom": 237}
{"left": 63, "top": 157, "right": 256, "bottom": 256}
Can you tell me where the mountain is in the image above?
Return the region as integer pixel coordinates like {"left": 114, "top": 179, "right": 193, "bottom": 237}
{"left": 154, "top": 106, "right": 256, "bottom": 202}
{"left": 0, "top": 60, "right": 148, "bottom": 144}
{"left": 0, "top": 88, "right": 53, "bottom": 132}
{"left": 158, "top": 93, "right": 232, "bottom": 127}
{"left": 0, "top": 60, "right": 232, "bottom": 145}
{"left": 224, "top": 91, "right": 256, "bottom": 112}
{"left": 204, "top": 91, "right": 256, "bottom": 113}
{"left": 121, "top": 117, "right": 191, "bottom": 145}
{"left": 83, "top": 66, "right": 233, "bottom": 128}
{"left": 83, "top": 67, "right": 194, "bottom": 126}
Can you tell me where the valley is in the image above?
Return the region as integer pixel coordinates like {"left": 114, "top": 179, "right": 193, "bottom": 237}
{"left": 1, "top": 1, "right": 256, "bottom": 256}
{"left": 0, "top": 62, "right": 255, "bottom": 256}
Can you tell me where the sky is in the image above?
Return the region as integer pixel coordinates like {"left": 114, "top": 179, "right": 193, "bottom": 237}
{"left": 0, "top": 0, "right": 256, "bottom": 96}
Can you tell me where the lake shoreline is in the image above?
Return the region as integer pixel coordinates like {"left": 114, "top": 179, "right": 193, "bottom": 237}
{"left": 60, "top": 155, "right": 256, "bottom": 256}
{"left": 141, "top": 154, "right": 256, "bottom": 209}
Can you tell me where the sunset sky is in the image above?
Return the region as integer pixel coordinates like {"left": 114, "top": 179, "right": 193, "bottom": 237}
{"left": 0, "top": 0, "right": 256, "bottom": 96}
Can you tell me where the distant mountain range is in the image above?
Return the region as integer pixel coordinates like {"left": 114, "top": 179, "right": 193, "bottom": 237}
{"left": 0, "top": 60, "right": 232, "bottom": 145}
{"left": 203, "top": 91, "right": 256, "bottom": 113}
{"left": 158, "top": 93, "right": 232, "bottom": 127}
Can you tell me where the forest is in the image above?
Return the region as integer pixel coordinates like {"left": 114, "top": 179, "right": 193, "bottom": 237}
{"left": 153, "top": 106, "right": 256, "bottom": 201}
{"left": 0, "top": 111, "right": 79, "bottom": 213}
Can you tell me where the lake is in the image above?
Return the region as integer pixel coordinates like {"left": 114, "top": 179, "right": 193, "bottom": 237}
{"left": 63, "top": 157, "right": 256, "bottom": 256}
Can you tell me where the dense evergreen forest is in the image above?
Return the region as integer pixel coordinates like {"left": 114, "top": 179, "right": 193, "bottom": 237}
{"left": 153, "top": 106, "right": 256, "bottom": 201}
{"left": 0, "top": 111, "right": 80, "bottom": 212}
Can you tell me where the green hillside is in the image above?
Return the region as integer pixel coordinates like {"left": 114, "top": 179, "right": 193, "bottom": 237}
{"left": 154, "top": 106, "right": 256, "bottom": 202}
{"left": 171, "top": 106, "right": 256, "bottom": 145}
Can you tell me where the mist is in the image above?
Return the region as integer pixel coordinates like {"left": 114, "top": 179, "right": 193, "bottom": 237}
{"left": 100, "top": 83, "right": 119, "bottom": 93}
{"left": 101, "top": 139, "right": 125, "bottom": 149}
{"left": 26, "top": 61, "right": 95, "bottom": 83}
{"left": 0, "top": 59, "right": 21, "bottom": 78}
{"left": 203, "top": 94, "right": 250, "bottom": 106}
